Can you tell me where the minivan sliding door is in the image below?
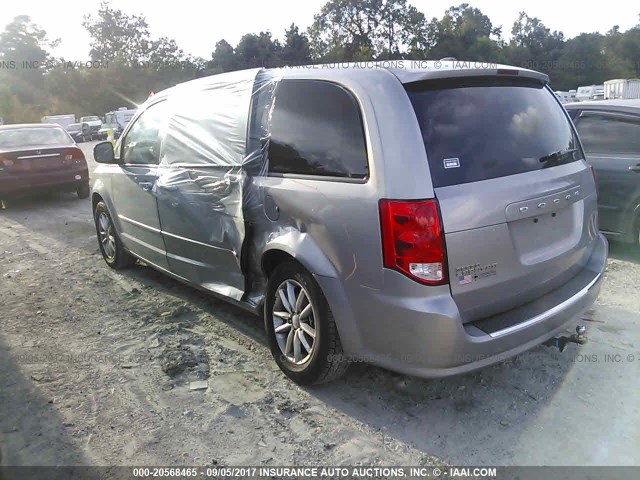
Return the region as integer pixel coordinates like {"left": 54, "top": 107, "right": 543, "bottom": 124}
{"left": 154, "top": 82, "right": 255, "bottom": 301}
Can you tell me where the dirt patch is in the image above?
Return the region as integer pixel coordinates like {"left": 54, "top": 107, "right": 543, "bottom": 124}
{"left": 1, "top": 161, "right": 640, "bottom": 467}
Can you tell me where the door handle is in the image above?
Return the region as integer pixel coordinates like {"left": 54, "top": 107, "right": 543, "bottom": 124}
{"left": 139, "top": 181, "right": 154, "bottom": 191}
{"left": 629, "top": 165, "right": 640, "bottom": 173}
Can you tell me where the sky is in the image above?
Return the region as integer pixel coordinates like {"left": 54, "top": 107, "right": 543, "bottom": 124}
{"left": 1, "top": 0, "right": 638, "bottom": 61}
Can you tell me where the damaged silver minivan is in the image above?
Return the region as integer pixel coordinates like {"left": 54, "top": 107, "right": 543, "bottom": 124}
{"left": 91, "top": 62, "right": 607, "bottom": 384}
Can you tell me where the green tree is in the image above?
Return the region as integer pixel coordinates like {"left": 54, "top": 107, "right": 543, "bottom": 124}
{"left": 79, "top": 2, "right": 200, "bottom": 114}
{"left": 503, "top": 12, "right": 565, "bottom": 82}
{"left": 82, "top": 1, "right": 150, "bottom": 63}
{"left": 234, "top": 32, "right": 282, "bottom": 69}
{"left": 281, "top": 24, "right": 312, "bottom": 65}
{"left": 308, "top": 0, "right": 426, "bottom": 61}
{"left": 0, "top": 83, "right": 24, "bottom": 123}
{"left": 510, "top": 12, "right": 564, "bottom": 55}
{"left": 426, "top": 4, "right": 502, "bottom": 60}
{"left": 603, "top": 19, "right": 640, "bottom": 78}
{"left": 210, "top": 39, "right": 238, "bottom": 72}
{"left": 552, "top": 33, "right": 608, "bottom": 89}
{"left": 0, "top": 15, "right": 58, "bottom": 110}
{"left": 148, "top": 37, "right": 187, "bottom": 69}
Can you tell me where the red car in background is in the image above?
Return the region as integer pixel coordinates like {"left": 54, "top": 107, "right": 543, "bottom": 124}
{"left": 0, "top": 124, "right": 90, "bottom": 206}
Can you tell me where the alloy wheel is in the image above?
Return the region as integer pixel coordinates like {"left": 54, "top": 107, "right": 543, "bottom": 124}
{"left": 272, "top": 279, "right": 317, "bottom": 364}
{"left": 98, "top": 212, "right": 116, "bottom": 261}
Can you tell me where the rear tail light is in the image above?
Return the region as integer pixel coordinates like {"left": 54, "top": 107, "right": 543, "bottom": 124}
{"left": 379, "top": 199, "right": 447, "bottom": 285}
{"left": 65, "top": 147, "right": 86, "bottom": 164}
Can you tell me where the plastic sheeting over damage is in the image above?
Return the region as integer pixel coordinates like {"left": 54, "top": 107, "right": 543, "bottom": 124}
{"left": 139, "top": 68, "right": 279, "bottom": 301}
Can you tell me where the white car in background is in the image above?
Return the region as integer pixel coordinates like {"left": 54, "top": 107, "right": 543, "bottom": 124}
{"left": 80, "top": 115, "right": 103, "bottom": 139}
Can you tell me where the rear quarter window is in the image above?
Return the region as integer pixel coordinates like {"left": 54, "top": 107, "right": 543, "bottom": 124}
{"left": 406, "top": 77, "right": 583, "bottom": 187}
{"left": 268, "top": 79, "right": 368, "bottom": 179}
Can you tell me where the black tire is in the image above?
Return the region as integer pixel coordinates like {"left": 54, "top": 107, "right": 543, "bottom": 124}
{"left": 264, "top": 261, "right": 349, "bottom": 385}
{"left": 94, "top": 201, "right": 135, "bottom": 269}
{"left": 77, "top": 182, "right": 90, "bottom": 199}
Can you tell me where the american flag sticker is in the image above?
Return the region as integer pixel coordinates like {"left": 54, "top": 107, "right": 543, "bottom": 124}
{"left": 458, "top": 274, "right": 473, "bottom": 285}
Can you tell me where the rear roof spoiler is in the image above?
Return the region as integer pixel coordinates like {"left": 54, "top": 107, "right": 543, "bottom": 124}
{"left": 388, "top": 61, "right": 549, "bottom": 85}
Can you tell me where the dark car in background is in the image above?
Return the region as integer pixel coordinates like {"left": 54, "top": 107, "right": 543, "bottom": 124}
{"left": 566, "top": 100, "right": 640, "bottom": 247}
{"left": 0, "top": 124, "right": 90, "bottom": 205}
{"left": 66, "top": 122, "right": 92, "bottom": 143}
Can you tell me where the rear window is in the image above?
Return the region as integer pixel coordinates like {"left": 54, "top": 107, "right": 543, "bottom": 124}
{"left": 406, "top": 77, "right": 583, "bottom": 188}
{"left": 0, "top": 127, "right": 71, "bottom": 148}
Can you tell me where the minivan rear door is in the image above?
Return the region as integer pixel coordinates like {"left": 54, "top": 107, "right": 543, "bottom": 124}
{"left": 406, "top": 76, "right": 599, "bottom": 322}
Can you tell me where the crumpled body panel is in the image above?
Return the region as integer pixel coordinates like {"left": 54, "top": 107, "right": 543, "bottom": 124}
{"left": 133, "top": 68, "right": 281, "bottom": 301}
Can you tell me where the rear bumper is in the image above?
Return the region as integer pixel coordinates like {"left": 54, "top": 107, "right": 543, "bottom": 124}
{"left": 0, "top": 168, "right": 89, "bottom": 195}
{"left": 317, "top": 233, "right": 607, "bottom": 379}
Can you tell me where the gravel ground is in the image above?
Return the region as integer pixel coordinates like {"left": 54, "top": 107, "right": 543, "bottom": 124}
{"left": 1, "top": 141, "right": 639, "bottom": 468}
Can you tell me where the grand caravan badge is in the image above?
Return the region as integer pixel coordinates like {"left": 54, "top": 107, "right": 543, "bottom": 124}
{"left": 455, "top": 263, "right": 497, "bottom": 285}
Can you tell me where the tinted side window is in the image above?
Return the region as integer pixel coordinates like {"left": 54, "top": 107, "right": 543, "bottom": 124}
{"left": 268, "top": 80, "right": 368, "bottom": 179}
{"left": 122, "top": 101, "right": 168, "bottom": 165}
{"left": 575, "top": 113, "right": 640, "bottom": 155}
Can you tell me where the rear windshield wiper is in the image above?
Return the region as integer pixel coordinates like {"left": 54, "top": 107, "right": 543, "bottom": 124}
{"left": 539, "top": 148, "right": 579, "bottom": 166}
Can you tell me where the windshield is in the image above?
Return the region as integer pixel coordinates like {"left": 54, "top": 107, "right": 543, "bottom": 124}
{"left": 81, "top": 116, "right": 100, "bottom": 122}
{"left": 0, "top": 127, "right": 72, "bottom": 148}
{"left": 406, "top": 77, "right": 583, "bottom": 188}
{"left": 66, "top": 124, "right": 82, "bottom": 132}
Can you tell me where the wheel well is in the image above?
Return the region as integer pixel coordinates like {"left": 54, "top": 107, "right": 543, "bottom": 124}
{"left": 262, "top": 250, "right": 299, "bottom": 278}
{"left": 91, "top": 193, "right": 103, "bottom": 212}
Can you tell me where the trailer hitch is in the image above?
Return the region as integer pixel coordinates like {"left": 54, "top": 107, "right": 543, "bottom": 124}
{"left": 544, "top": 325, "right": 587, "bottom": 352}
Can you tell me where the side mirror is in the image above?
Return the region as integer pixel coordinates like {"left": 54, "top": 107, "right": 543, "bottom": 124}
{"left": 94, "top": 141, "right": 116, "bottom": 163}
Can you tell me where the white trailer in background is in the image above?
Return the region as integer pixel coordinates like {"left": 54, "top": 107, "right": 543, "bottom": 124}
{"left": 575, "top": 84, "right": 604, "bottom": 101}
{"left": 99, "top": 107, "right": 137, "bottom": 140}
{"left": 604, "top": 79, "right": 640, "bottom": 99}
{"left": 41, "top": 114, "right": 76, "bottom": 129}
{"left": 554, "top": 91, "right": 576, "bottom": 103}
